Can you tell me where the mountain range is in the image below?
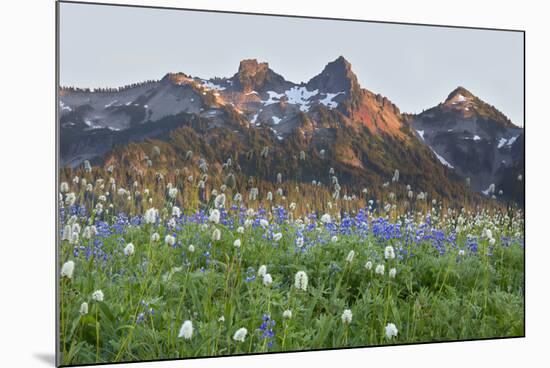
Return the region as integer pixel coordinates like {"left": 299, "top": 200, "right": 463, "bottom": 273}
{"left": 58, "top": 56, "right": 524, "bottom": 204}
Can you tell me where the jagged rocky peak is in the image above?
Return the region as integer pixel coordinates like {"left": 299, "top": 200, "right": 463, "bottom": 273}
{"left": 232, "top": 59, "right": 290, "bottom": 93}
{"left": 238, "top": 59, "right": 269, "bottom": 77}
{"left": 307, "top": 56, "right": 360, "bottom": 94}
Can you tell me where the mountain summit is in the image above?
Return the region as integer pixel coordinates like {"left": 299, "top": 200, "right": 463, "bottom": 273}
{"left": 441, "top": 86, "right": 515, "bottom": 127}
{"left": 445, "top": 86, "right": 475, "bottom": 102}
{"left": 307, "top": 56, "right": 360, "bottom": 95}
{"left": 410, "top": 86, "right": 523, "bottom": 202}
{"left": 230, "top": 59, "right": 292, "bottom": 93}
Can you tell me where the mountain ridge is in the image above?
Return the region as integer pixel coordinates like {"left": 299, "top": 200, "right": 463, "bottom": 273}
{"left": 58, "top": 57, "right": 523, "bottom": 204}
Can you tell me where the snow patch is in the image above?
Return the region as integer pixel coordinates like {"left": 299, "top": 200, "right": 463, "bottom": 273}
{"left": 202, "top": 80, "right": 226, "bottom": 91}
{"left": 318, "top": 92, "right": 344, "bottom": 109}
{"left": 104, "top": 100, "right": 118, "bottom": 108}
{"left": 59, "top": 101, "right": 72, "bottom": 112}
{"left": 84, "top": 120, "right": 102, "bottom": 130}
{"left": 507, "top": 135, "right": 519, "bottom": 146}
{"left": 272, "top": 116, "right": 282, "bottom": 125}
{"left": 430, "top": 148, "right": 454, "bottom": 168}
{"left": 250, "top": 113, "right": 259, "bottom": 125}
{"left": 416, "top": 130, "right": 425, "bottom": 140}
{"left": 497, "top": 135, "right": 520, "bottom": 149}
{"left": 263, "top": 87, "right": 319, "bottom": 111}
{"left": 263, "top": 91, "right": 284, "bottom": 105}
{"left": 284, "top": 86, "right": 319, "bottom": 112}
{"left": 473, "top": 135, "right": 481, "bottom": 141}
{"left": 482, "top": 184, "right": 495, "bottom": 196}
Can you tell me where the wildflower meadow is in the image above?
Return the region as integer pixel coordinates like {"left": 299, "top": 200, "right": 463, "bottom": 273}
{"left": 58, "top": 166, "right": 524, "bottom": 365}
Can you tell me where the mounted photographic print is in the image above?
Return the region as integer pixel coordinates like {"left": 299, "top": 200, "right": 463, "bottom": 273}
{"left": 56, "top": 1, "right": 525, "bottom": 366}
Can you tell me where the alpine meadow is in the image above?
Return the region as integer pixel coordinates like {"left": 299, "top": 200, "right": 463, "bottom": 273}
{"left": 57, "top": 4, "right": 524, "bottom": 366}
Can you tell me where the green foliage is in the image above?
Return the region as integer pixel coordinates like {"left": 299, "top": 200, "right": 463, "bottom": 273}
{"left": 59, "top": 221, "right": 524, "bottom": 365}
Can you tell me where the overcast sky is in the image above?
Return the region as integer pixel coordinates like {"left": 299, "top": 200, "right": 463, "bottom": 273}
{"left": 59, "top": 2, "right": 524, "bottom": 126}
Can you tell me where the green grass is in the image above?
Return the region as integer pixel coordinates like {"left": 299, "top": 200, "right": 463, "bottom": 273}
{"left": 59, "top": 216, "right": 524, "bottom": 365}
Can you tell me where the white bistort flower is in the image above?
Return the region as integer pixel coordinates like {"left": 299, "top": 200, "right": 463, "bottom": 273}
{"left": 82, "top": 226, "right": 97, "bottom": 239}
{"left": 320, "top": 213, "right": 331, "bottom": 224}
{"left": 296, "top": 237, "right": 304, "bottom": 248}
{"left": 79, "top": 302, "right": 88, "bottom": 315}
{"left": 62, "top": 225, "right": 72, "bottom": 241}
{"left": 389, "top": 268, "right": 397, "bottom": 278}
{"left": 385, "top": 323, "right": 398, "bottom": 339}
{"left": 346, "top": 250, "right": 355, "bottom": 263}
{"left": 233, "top": 239, "right": 241, "bottom": 248}
{"left": 165, "top": 235, "right": 176, "bottom": 246}
{"left": 178, "top": 320, "right": 193, "bottom": 340}
{"left": 258, "top": 265, "right": 267, "bottom": 277}
{"left": 60, "top": 182, "right": 69, "bottom": 193}
{"left": 168, "top": 187, "right": 178, "bottom": 199}
{"left": 283, "top": 309, "right": 292, "bottom": 319}
{"left": 151, "top": 232, "right": 160, "bottom": 242}
{"left": 92, "top": 290, "right": 104, "bottom": 302}
{"left": 172, "top": 206, "right": 181, "bottom": 218}
{"left": 273, "top": 233, "right": 282, "bottom": 242}
{"left": 60, "top": 260, "right": 75, "bottom": 279}
{"left": 384, "top": 246, "right": 395, "bottom": 260}
{"left": 214, "top": 193, "right": 226, "bottom": 208}
{"left": 188, "top": 244, "right": 195, "bottom": 253}
{"left": 375, "top": 264, "right": 385, "bottom": 275}
{"left": 144, "top": 208, "right": 158, "bottom": 224}
{"left": 236, "top": 226, "right": 244, "bottom": 234}
{"left": 365, "top": 261, "right": 373, "bottom": 270}
{"left": 71, "top": 223, "right": 81, "bottom": 236}
{"left": 331, "top": 235, "right": 338, "bottom": 243}
{"left": 65, "top": 192, "right": 76, "bottom": 206}
{"left": 124, "top": 243, "right": 135, "bottom": 256}
{"left": 212, "top": 228, "right": 221, "bottom": 241}
{"left": 233, "top": 327, "right": 248, "bottom": 342}
{"left": 260, "top": 219, "right": 269, "bottom": 228}
{"left": 263, "top": 273, "right": 273, "bottom": 287}
{"left": 294, "top": 271, "right": 308, "bottom": 291}
{"left": 209, "top": 209, "right": 221, "bottom": 224}
{"left": 341, "top": 309, "right": 353, "bottom": 324}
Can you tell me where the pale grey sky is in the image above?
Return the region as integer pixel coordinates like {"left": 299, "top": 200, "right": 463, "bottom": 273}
{"left": 59, "top": 2, "right": 524, "bottom": 126}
